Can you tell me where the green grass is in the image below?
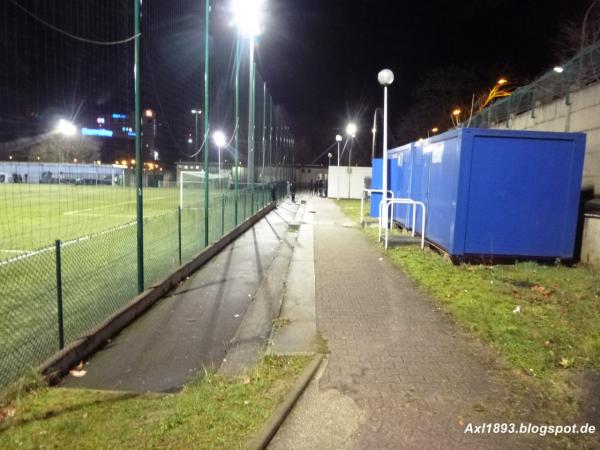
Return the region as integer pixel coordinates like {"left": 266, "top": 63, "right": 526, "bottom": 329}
{"left": 0, "top": 355, "right": 309, "bottom": 450}
{"left": 0, "top": 183, "right": 275, "bottom": 388}
{"left": 336, "top": 199, "right": 600, "bottom": 385}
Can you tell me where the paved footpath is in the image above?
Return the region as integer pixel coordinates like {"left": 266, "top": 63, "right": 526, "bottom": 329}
{"left": 271, "top": 197, "right": 551, "bottom": 450}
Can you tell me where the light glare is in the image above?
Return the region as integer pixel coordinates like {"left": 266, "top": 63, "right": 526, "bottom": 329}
{"left": 232, "top": 0, "right": 265, "bottom": 38}
{"left": 213, "top": 130, "right": 227, "bottom": 148}
{"left": 346, "top": 123, "right": 357, "bottom": 138}
{"left": 56, "top": 119, "right": 76, "bottom": 137}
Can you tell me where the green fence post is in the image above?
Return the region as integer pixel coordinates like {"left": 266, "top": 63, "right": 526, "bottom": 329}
{"left": 221, "top": 194, "right": 225, "bottom": 236}
{"left": 134, "top": 0, "right": 144, "bottom": 294}
{"left": 55, "top": 240, "right": 64, "bottom": 350}
{"left": 177, "top": 206, "right": 182, "bottom": 266}
{"left": 203, "top": 0, "right": 211, "bottom": 247}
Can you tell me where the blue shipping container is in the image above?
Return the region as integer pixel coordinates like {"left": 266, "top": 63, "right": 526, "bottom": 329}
{"left": 389, "top": 143, "right": 414, "bottom": 227}
{"left": 370, "top": 159, "right": 383, "bottom": 218}
{"left": 387, "top": 128, "right": 586, "bottom": 259}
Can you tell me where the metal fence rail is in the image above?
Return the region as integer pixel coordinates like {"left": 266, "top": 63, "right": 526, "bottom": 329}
{"left": 0, "top": 0, "right": 295, "bottom": 389}
{"left": 469, "top": 41, "right": 600, "bottom": 127}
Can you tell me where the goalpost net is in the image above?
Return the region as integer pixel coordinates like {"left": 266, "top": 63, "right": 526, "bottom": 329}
{"left": 179, "top": 171, "right": 205, "bottom": 210}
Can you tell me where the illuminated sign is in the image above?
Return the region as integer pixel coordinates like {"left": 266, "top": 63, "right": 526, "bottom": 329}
{"left": 127, "top": 131, "right": 137, "bottom": 137}
{"left": 97, "top": 117, "right": 105, "bottom": 124}
{"left": 81, "top": 128, "right": 114, "bottom": 137}
{"left": 112, "top": 113, "right": 127, "bottom": 120}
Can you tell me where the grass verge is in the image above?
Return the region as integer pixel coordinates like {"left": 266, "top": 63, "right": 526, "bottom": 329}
{"left": 335, "top": 199, "right": 600, "bottom": 398}
{"left": 0, "top": 355, "right": 309, "bottom": 450}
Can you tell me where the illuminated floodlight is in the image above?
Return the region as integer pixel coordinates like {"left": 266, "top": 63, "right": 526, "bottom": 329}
{"left": 212, "top": 130, "right": 227, "bottom": 148}
{"left": 56, "top": 119, "right": 76, "bottom": 137}
{"left": 335, "top": 134, "right": 342, "bottom": 142}
{"left": 232, "top": 0, "right": 266, "bottom": 38}
{"left": 553, "top": 66, "right": 564, "bottom": 73}
{"left": 346, "top": 123, "right": 357, "bottom": 138}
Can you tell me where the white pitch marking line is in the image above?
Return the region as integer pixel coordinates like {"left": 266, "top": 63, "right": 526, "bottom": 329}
{"left": 63, "top": 196, "right": 168, "bottom": 216}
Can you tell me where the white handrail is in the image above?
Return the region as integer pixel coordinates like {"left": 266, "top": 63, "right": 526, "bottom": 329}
{"left": 360, "top": 189, "right": 394, "bottom": 239}
{"left": 383, "top": 199, "right": 426, "bottom": 250}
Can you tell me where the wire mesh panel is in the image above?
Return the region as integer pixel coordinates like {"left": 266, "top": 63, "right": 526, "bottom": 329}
{"left": 0, "top": 0, "right": 294, "bottom": 389}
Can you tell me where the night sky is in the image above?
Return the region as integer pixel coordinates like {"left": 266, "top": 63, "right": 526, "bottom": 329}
{"left": 258, "top": 0, "right": 593, "bottom": 164}
{"left": 1, "top": 0, "right": 596, "bottom": 166}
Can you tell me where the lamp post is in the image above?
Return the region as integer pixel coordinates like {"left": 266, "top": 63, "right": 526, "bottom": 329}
{"left": 345, "top": 123, "right": 357, "bottom": 199}
{"left": 213, "top": 130, "right": 226, "bottom": 189}
{"left": 428, "top": 127, "right": 439, "bottom": 138}
{"left": 451, "top": 108, "right": 461, "bottom": 128}
{"left": 191, "top": 109, "right": 202, "bottom": 160}
{"left": 378, "top": 68, "right": 394, "bottom": 229}
{"left": 346, "top": 122, "right": 357, "bottom": 166}
{"left": 335, "top": 134, "right": 342, "bottom": 200}
{"left": 55, "top": 119, "right": 77, "bottom": 182}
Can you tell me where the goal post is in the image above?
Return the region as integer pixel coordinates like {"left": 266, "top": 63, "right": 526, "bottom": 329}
{"left": 179, "top": 171, "right": 205, "bottom": 209}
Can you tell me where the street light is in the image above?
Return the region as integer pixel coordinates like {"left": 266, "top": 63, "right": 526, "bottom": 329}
{"left": 212, "top": 130, "right": 227, "bottom": 186}
{"left": 56, "top": 119, "right": 76, "bottom": 137}
{"left": 554, "top": 66, "right": 564, "bottom": 73}
{"left": 378, "top": 68, "right": 394, "bottom": 229}
{"left": 346, "top": 122, "right": 357, "bottom": 139}
{"left": 451, "top": 108, "right": 461, "bottom": 127}
{"left": 428, "top": 127, "right": 439, "bottom": 138}
{"left": 231, "top": 0, "right": 265, "bottom": 38}
{"left": 497, "top": 78, "right": 508, "bottom": 85}
{"left": 191, "top": 109, "right": 202, "bottom": 161}
{"left": 335, "top": 134, "right": 342, "bottom": 200}
{"left": 232, "top": 0, "right": 266, "bottom": 185}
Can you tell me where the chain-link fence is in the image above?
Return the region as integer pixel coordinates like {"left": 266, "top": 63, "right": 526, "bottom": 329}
{"left": 0, "top": 1, "right": 295, "bottom": 389}
{"left": 469, "top": 41, "right": 600, "bottom": 127}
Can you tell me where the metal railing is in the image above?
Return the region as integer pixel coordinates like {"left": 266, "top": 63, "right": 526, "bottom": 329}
{"left": 383, "top": 199, "right": 426, "bottom": 250}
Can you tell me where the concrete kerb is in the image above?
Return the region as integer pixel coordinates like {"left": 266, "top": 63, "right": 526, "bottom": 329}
{"left": 39, "top": 202, "right": 277, "bottom": 385}
{"left": 246, "top": 354, "right": 323, "bottom": 450}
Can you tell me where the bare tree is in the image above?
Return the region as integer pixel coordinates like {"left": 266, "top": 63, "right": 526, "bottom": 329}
{"left": 27, "top": 134, "right": 101, "bottom": 163}
{"left": 556, "top": 0, "right": 600, "bottom": 59}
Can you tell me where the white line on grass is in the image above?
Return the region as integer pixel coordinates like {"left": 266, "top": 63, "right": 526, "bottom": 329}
{"left": 63, "top": 196, "right": 168, "bottom": 216}
{"left": 0, "top": 220, "right": 136, "bottom": 267}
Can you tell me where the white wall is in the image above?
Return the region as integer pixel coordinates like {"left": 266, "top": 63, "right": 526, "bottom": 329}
{"left": 327, "top": 166, "right": 372, "bottom": 199}
{"left": 493, "top": 82, "right": 600, "bottom": 192}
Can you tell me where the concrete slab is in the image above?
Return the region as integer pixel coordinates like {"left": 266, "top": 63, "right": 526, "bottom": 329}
{"left": 62, "top": 202, "right": 298, "bottom": 393}
{"left": 268, "top": 359, "right": 365, "bottom": 450}
{"left": 219, "top": 230, "right": 296, "bottom": 376}
{"left": 269, "top": 221, "right": 317, "bottom": 355}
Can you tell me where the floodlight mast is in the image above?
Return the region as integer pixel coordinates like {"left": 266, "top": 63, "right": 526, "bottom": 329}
{"left": 232, "top": 0, "right": 265, "bottom": 185}
{"left": 213, "top": 130, "right": 227, "bottom": 187}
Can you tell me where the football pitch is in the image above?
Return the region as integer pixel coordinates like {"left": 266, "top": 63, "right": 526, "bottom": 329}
{"left": 0, "top": 183, "right": 270, "bottom": 388}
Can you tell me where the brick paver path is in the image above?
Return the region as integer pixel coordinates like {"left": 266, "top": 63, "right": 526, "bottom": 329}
{"left": 311, "top": 197, "right": 546, "bottom": 449}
